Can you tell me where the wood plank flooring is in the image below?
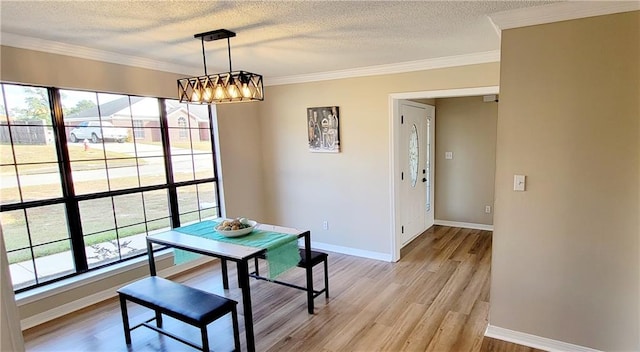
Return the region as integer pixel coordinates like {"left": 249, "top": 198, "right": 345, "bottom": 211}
{"left": 23, "top": 226, "right": 544, "bottom": 352}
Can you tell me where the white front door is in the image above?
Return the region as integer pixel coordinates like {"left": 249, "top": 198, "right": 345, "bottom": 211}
{"left": 399, "top": 101, "right": 435, "bottom": 245}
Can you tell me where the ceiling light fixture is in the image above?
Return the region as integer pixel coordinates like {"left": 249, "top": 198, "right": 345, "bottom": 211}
{"left": 178, "top": 29, "right": 264, "bottom": 104}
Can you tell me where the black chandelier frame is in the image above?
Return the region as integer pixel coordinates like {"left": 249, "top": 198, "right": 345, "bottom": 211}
{"left": 178, "top": 29, "right": 264, "bottom": 104}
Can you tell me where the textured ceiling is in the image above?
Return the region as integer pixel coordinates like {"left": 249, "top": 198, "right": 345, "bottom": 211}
{"left": 0, "top": 1, "right": 556, "bottom": 80}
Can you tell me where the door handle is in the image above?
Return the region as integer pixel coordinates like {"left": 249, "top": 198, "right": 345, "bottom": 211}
{"left": 422, "top": 178, "right": 427, "bottom": 182}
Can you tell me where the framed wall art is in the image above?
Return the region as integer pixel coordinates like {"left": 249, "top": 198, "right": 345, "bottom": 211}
{"left": 307, "top": 106, "right": 339, "bottom": 153}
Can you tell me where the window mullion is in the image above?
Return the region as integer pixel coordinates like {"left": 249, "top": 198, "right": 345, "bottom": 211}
{"left": 49, "top": 88, "right": 88, "bottom": 272}
{"left": 158, "top": 98, "right": 180, "bottom": 228}
{"left": 208, "top": 105, "right": 223, "bottom": 218}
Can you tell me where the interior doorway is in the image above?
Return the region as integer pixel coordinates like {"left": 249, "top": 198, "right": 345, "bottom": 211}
{"left": 389, "top": 86, "right": 499, "bottom": 261}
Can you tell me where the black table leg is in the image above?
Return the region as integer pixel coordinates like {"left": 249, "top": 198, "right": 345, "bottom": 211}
{"left": 304, "top": 231, "right": 314, "bottom": 314}
{"left": 237, "top": 261, "right": 245, "bottom": 289}
{"left": 119, "top": 295, "right": 131, "bottom": 344}
{"left": 237, "top": 260, "right": 255, "bottom": 352}
{"left": 221, "top": 259, "right": 229, "bottom": 289}
{"left": 147, "top": 240, "right": 156, "bottom": 276}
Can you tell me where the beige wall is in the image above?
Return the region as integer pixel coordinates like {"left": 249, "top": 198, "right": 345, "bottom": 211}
{"left": 434, "top": 96, "right": 497, "bottom": 225}
{"left": 257, "top": 63, "right": 499, "bottom": 256}
{"left": 491, "top": 11, "right": 639, "bottom": 350}
{"left": 0, "top": 46, "right": 184, "bottom": 98}
{"left": 215, "top": 102, "right": 266, "bottom": 221}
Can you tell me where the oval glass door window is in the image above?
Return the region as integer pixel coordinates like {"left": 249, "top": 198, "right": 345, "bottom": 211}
{"left": 409, "top": 124, "right": 419, "bottom": 187}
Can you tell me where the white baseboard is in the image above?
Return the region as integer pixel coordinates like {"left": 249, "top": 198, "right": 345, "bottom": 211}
{"left": 309, "top": 241, "right": 393, "bottom": 262}
{"left": 485, "top": 325, "right": 602, "bottom": 352}
{"left": 20, "top": 255, "right": 213, "bottom": 330}
{"left": 434, "top": 220, "right": 494, "bottom": 231}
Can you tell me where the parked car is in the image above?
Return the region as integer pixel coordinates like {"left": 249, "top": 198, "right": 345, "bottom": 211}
{"left": 69, "top": 121, "right": 128, "bottom": 143}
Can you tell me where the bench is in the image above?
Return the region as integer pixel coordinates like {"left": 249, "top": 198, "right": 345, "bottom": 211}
{"left": 251, "top": 248, "right": 329, "bottom": 299}
{"left": 117, "top": 276, "right": 240, "bottom": 352}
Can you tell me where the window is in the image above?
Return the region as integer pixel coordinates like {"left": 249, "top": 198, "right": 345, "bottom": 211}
{"left": 132, "top": 120, "right": 144, "bottom": 139}
{"left": 0, "top": 84, "right": 221, "bottom": 292}
{"left": 177, "top": 117, "right": 188, "bottom": 139}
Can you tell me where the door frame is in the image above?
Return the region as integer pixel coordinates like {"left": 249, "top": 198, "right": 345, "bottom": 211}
{"left": 388, "top": 86, "right": 499, "bottom": 262}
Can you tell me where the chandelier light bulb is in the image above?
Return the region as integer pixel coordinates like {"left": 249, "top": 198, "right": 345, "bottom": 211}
{"left": 214, "top": 86, "right": 225, "bottom": 100}
{"left": 228, "top": 84, "right": 240, "bottom": 98}
{"left": 202, "top": 87, "right": 213, "bottom": 102}
{"left": 191, "top": 89, "right": 201, "bottom": 102}
{"left": 241, "top": 83, "right": 252, "bottom": 98}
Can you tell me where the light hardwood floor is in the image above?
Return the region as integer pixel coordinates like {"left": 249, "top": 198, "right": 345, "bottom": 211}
{"left": 24, "top": 226, "right": 543, "bottom": 352}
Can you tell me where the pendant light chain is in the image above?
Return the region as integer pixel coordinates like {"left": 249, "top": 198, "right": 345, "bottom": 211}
{"left": 201, "top": 37, "right": 208, "bottom": 76}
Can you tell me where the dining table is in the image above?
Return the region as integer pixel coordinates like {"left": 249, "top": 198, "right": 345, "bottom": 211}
{"left": 145, "top": 220, "right": 315, "bottom": 352}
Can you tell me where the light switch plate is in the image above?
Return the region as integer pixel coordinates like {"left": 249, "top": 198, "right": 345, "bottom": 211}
{"left": 514, "top": 175, "right": 526, "bottom": 191}
{"left": 445, "top": 152, "right": 453, "bottom": 160}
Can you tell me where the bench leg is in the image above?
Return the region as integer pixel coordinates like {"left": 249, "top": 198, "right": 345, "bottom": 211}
{"left": 200, "top": 325, "right": 209, "bottom": 352}
{"left": 324, "top": 258, "right": 329, "bottom": 298}
{"left": 119, "top": 295, "right": 132, "bottom": 345}
{"left": 232, "top": 307, "right": 241, "bottom": 352}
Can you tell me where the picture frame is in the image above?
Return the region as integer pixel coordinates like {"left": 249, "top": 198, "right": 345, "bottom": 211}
{"left": 307, "top": 106, "right": 339, "bottom": 153}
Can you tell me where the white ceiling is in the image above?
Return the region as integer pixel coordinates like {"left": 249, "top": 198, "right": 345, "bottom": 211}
{"left": 0, "top": 1, "right": 636, "bottom": 85}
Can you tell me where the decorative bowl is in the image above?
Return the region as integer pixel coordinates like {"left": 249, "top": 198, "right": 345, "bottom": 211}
{"left": 215, "top": 219, "right": 258, "bottom": 238}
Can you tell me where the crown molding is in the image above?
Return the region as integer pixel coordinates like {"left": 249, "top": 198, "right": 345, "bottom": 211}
{"left": 265, "top": 50, "right": 500, "bottom": 86}
{"left": 1, "top": 31, "right": 499, "bottom": 87}
{"left": 489, "top": 1, "right": 640, "bottom": 31}
{"left": 0, "top": 32, "right": 194, "bottom": 76}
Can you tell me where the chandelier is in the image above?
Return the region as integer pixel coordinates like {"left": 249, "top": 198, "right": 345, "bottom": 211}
{"left": 177, "top": 29, "right": 264, "bottom": 104}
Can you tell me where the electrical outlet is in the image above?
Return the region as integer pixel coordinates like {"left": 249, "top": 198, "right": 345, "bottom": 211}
{"left": 322, "top": 221, "right": 329, "bottom": 230}
{"left": 485, "top": 205, "right": 491, "bottom": 214}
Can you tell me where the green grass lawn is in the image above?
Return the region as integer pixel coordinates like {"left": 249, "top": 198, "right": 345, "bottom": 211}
{"left": 1, "top": 143, "right": 142, "bottom": 175}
